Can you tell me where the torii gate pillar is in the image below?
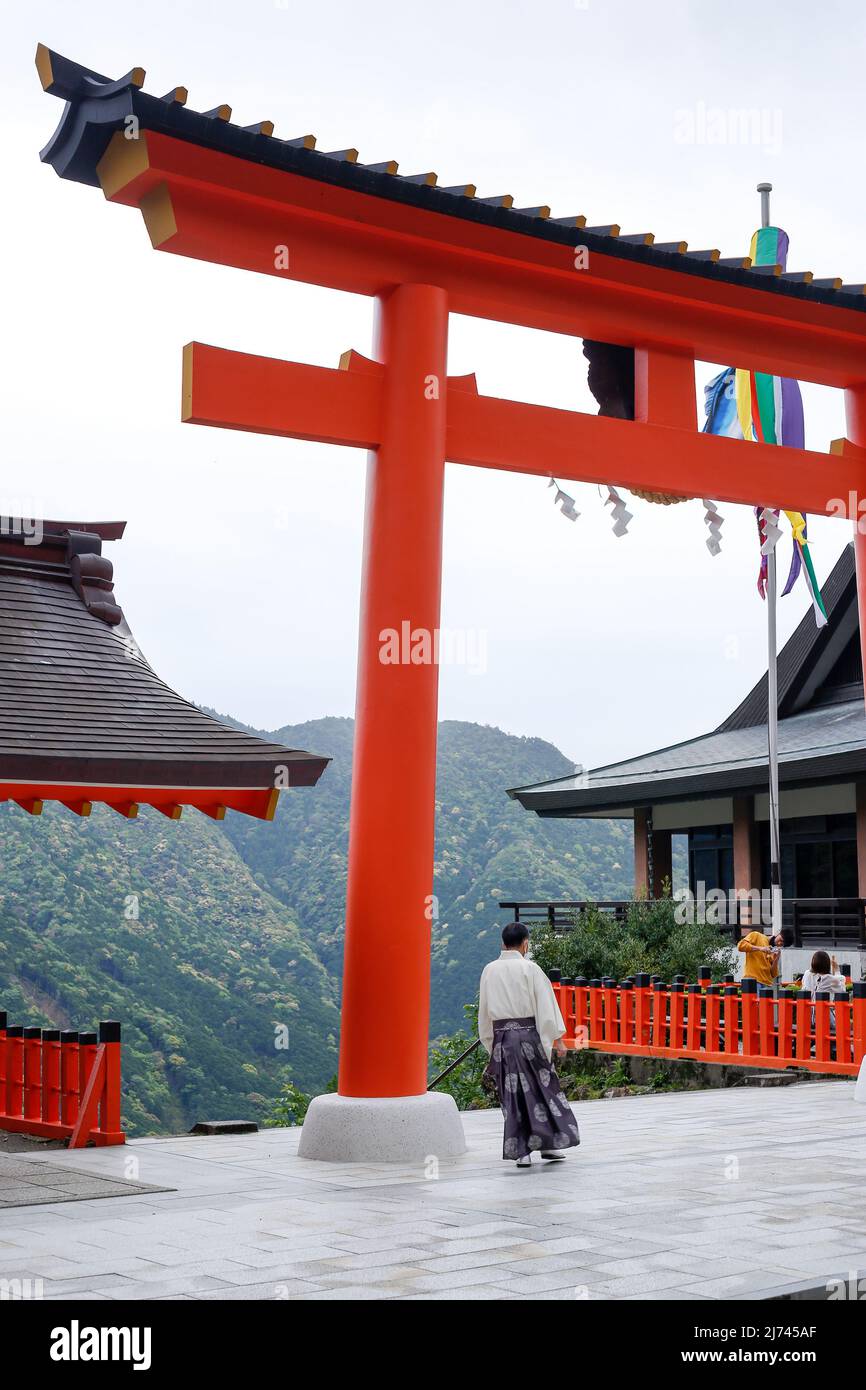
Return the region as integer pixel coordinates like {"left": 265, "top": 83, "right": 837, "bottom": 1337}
{"left": 848, "top": 385, "right": 866, "bottom": 690}
{"left": 300, "top": 284, "right": 466, "bottom": 1161}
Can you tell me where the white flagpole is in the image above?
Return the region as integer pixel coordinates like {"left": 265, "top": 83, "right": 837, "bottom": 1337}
{"left": 767, "top": 544, "right": 783, "bottom": 938}
{"left": 758, "top": 180, "right": 783, "bottom": 941}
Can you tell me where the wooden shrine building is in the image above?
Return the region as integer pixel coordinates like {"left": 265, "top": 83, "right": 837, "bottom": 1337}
{"left": 509, "top": 544, "right": 866, "bottom": 956}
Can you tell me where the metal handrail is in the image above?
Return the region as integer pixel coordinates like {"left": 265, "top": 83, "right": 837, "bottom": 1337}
{"left": 427, "top": 1038, "right": 481, "bottom": 1091}
{"left": 499, "top": 897, "right": 866, "bottom": 945}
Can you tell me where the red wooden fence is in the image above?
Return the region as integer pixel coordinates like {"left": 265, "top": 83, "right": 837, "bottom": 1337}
{"left": 550, "top": 972, "right": 866, "bottom": 1078}
{"left": 0, "top": 1015, "right": 125, "bottom": 1147}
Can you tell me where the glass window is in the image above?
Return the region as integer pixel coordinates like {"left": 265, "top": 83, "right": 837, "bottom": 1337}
{"left": 719, "top": 847, "right": 734, "bottom": 893}
{"left": 796, "top": 841, "right": 832, "bottom": 898}
{"left": 833, "top": 839, "right": 858, "bottom": 898}
{"left": 691, "top": 848, "right": 717, "bottom": 892}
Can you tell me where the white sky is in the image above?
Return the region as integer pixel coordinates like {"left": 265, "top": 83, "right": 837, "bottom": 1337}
{"left": 2, "top": 0, "right": 863, "bottom": 769}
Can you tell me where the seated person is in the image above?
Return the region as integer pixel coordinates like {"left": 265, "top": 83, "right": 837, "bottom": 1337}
{"left": 800, "top": 950, "right": 847, "bottom": 1038}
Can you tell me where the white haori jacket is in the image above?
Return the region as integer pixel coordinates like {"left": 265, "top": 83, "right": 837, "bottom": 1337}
{"left": 478, "top": 950, "right": 566, "bottom": 1061}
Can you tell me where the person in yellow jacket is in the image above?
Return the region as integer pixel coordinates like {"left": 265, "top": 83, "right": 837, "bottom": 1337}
{"left": 738, "top": 928, "right": 794, "bottom": 986}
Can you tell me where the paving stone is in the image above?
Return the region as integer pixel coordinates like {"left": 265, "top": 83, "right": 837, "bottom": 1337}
{"left": 1, "top": 1081, "right": 862, "bottom": 1301}
{"left": 196, "top": 1279, "right": 327, "bottom": 1300}
{"left": 689, "top": 1269, "right": 806, "bottom": 1299}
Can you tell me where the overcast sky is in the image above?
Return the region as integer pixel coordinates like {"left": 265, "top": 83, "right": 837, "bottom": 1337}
{"left": 2, "top": 0, "right": 863, "bottom": 770}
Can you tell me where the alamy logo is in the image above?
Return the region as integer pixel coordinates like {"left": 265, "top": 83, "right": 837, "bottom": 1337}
{"left": 50, "top": 1321, "right": 152, "bottom": 1371}
{"left": 0, "top": 1277, "right": 43, "bottom": 1300}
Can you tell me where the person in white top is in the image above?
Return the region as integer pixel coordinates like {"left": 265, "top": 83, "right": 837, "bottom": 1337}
{"left": 800, "top": 949, "right": 847, "bottom": 1040}
{"left": 478, "top": 921, "right": 580, "bottom": 1168}
{"left": 800, "top": 949, "right": 847, "bottom": 999}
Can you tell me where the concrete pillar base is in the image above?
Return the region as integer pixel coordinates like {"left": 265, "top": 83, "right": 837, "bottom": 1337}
{"left": 298, "top": 1091, "right": 467, "bottom": 1163}
{"left": 855, "top": 1056, "right": 866, "bottom": 1105}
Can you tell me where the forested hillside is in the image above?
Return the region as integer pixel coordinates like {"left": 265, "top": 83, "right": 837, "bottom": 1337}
{"left": 0, "top": 802, "right": 338, "bottom": 1134}
{"left": 0, "top": 714, "right": 651, "bottom": 1133}
{"left": 219, "top": 716, "right": 637, "bottom": 1034}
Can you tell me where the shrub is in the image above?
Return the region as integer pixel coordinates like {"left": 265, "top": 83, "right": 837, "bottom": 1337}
{"left": 527, "top": 895, "right": 737, "bottom": 983}
{"left": 427, "top": 1004, "right": 495, "bottom": 1110}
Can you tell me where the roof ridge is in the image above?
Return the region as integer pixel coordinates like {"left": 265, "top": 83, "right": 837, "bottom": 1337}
{"left": 716, "top": 542, "right": 856, "bottom": 733}
{"left": 35, "top": 44, "right": 866, "bottom": 315}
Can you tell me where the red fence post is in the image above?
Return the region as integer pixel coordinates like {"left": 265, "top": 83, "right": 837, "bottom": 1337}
{"left": 758, "top": 986, "right": 776, "bottom": 1059}
{"left": 724, "top": 984, "right": 738, "bottom": 1056}
{"left": 5, "top": 1026, "right": 23, "bottom": 1117}
{"left": 95, "top": 1021, "right": 124, "bottom": 1145}
{"left": 61, "top": 1031, "right": 80, "bottom": 1127}
{"left": 0, "top": 1011, "right": 6, "bottom": 1119}
{"left": 78, "top": 1032, "right": 98, "bottom": 1125}
{"left": 574, "top": 977, "right": 589, "bottom": 1049}
{"left": 634, "top": 974, "right": 651, "bottom": 1047}
{"left": 852, "top": 983, "right": 866, "bottom": 1067}
{"left": 620, "top": 980, "right": 634, "bottom": 1045}
{"left": 794, "top": 990, "right": 812, "bottom": 1065}
{"left": 41, "top": 1029, "right": 61, "bottom": 1127}
{"left": 814, "top": 992, "right": 832, "bottom": 1066}
{"left": 549, "top": 972, "right": 562, "bottom": 1034}
{"left": 741, "top": 979, "right": 760, "bottom": 1058}
{"left": 652, "top": 981, "right": 667, "bottom": 1049}
{"left": 22, "top": 1028, "right": 42, "bottom": 1123}
{"left": 777, "top": 990, "right": 795, "bottom": 1062}
{"left": 560, "top": 979, "right": 575, "bottom": 1043}
{"left": 670, "top": 982, "right": 685, "bottom": 1051}
{"left": 834, "top": 992, "right": 852, "bottom": 1069}
{"left": 588, "top": 980, "right": 602, "bottom": 1046}
{"left": 602, "top": 978, "right": 618, "bottom": 1045}
{"left": 685, "top": 984, "right": 701, "bottom": 1052}
{"left": 705, "top": 985, "right": 722, "bottom": 1055}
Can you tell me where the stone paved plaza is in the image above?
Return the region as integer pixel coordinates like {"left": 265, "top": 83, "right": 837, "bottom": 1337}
{"left": 2, "top": 1080, "right": 864, "bottom": 1301}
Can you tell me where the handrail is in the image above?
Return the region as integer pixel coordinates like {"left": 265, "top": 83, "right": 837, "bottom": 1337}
{"left": 427, "top": 1038, "right": 481, "bottom": 1091}
{"left": 500, "top": 898, "right": 866, "bottom": 945}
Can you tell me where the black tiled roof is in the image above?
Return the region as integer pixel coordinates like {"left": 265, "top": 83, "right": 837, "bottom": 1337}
{"left": 35, "top": 45, "right": 866, "bottom": 315}
{"left": 0, "top": 521, "right": 328, "bottom": 798}
{"left": 718, "top": 544, "right": 856, "bottom": 731}
{"left": 509, "top": 544, "right": 865, "bottom": 816}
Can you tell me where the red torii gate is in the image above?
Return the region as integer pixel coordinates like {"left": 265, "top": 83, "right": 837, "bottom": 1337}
{"left": 38, "top": 46, "right": 866, "bottom": 1156}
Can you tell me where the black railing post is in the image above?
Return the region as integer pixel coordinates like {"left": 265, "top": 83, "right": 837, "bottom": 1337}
{"left": 427, "top": 1039, "right": 481, "bottom": 1091}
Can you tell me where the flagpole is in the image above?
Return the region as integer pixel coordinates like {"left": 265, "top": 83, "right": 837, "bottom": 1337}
{"left": 767, "top": 543, "right": 783, "bottom": 937}
{"left": 758, "top": 180, "right": 783, "bottom": 941}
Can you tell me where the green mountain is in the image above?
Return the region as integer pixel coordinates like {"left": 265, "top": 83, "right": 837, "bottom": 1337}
{"left": 0, "top": 716, "right": 647, "bottom": 1134}
{"left": 218, "top": 716, "right": 636, "bottom": 1035}
{"left": 0, "top": 801, "right": 338, "bottom": 1135}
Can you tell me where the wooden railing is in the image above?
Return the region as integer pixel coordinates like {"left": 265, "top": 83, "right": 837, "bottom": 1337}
{"left": 550, "top": 971, "right": 866, "bottom": 1077}
{"left": 500, "top": 899, "right": 866, "bottom": 947}
{"left": 0, "top": 1014, "right": 125, "bottom": 1147}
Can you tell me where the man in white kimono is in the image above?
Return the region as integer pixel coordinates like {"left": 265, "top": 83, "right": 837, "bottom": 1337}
{"left": 479, "top": 922, "right": 580, "bottom": 1167}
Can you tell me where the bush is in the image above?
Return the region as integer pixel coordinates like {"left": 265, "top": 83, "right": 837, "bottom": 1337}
{"left": 263, "top": 1073, "right": 337, "bottom": 1127}
{"left": 527, "top": 895, "right": 737, "bottom": 983}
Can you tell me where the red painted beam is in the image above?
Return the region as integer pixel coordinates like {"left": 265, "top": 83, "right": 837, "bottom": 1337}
{"left": 446, "top": 390, "right": 865, "bottom": 515}
{"left": 182, "top": 342, "right": 381, "bottom": 446}
{"left": 95, "top": 131, "right": 866, "bottom": 390}
{"left": 0, "top": 781, "right": 279, "bottom": 820}
{"left": 182, "top": 342, "right": 865, "bottom": 515}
